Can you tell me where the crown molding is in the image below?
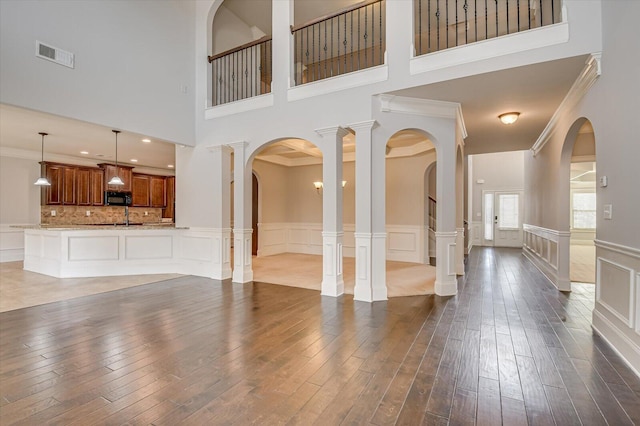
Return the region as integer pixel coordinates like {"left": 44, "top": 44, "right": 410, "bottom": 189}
{"left": 378, "top": 94, "right": 467, "bottom": 139}
{"left": 531, "top": 53, "right": 602, "bottom": 156}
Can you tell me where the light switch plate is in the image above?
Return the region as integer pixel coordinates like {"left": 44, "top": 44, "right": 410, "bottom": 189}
{"left": 599, "top": 176, "right": 608, "bottom": 187}
{"left": 604, "top": 204, "right": 612, "bottom": 220}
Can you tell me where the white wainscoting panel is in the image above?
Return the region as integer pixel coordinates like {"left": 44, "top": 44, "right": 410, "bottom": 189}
{"left": 125, "top": 235, "right": 173, "bottom": 260}
{"left": 68, "top": 236, "right": 119, "bottom": 261}
{"left": 592, "top": 239, "right": 640, "bottom": 377}
{"left": 522, "top": 224, "right": 570, "bottom": 291}
{"left": 181, "top": 235, "right": 213, "bottom": 262}
{"left": 257, "top": 223, "right": 423, "bottom": 263}
{"left": 0, "top": 225, "right": 26, "bottom": 262}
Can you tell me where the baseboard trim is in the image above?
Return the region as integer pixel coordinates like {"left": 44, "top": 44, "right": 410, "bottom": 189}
{"left": 592, "top": 308, "right": 640, "bottom": 379}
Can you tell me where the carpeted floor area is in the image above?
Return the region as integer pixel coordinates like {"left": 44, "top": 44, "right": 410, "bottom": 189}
{"left": 570, "top": 244, "right": 595, "bottom": 284}
{"left": 252, "top": 253, "right": 436, "bottom": 297}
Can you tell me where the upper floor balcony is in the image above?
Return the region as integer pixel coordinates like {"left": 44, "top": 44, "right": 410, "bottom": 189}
{"left": 206, "top": 0, "right": 568, "bottom": 111}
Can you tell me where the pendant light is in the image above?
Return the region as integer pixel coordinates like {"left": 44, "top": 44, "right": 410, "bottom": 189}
{"left": 33, "top": 132, "right": 51, "bottom": 186}
{"left": 108, "top": 130, "right": 125, "bottom": 186}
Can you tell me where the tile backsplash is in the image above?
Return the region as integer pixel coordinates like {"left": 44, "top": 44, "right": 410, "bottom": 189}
{"left": 41, "top": 206, "right": 164, "bottom": 225}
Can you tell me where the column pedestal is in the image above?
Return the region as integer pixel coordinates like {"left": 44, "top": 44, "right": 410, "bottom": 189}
{"left": 232, "top": 228, "right": 253, "bottom": 283}
{"left": 435, "top": 231, "right": 458, "bottom": 296}
{"left": 354, "top": 233, "right": 387, "bottom": 302}
{"left": 321, "top": 232, "right": 344, "bottom": 297}
{"left": 455, "top": 227, "right": 465, "bottom": 276}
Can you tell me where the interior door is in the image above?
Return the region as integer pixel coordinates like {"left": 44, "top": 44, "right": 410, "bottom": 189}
{"left": 482, "top": 191, "right": 524, "bottom": 247}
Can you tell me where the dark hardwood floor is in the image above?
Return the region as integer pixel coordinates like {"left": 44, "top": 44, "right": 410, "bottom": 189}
{"left": 1, "top": 247, "right": 639, "bottom": 425}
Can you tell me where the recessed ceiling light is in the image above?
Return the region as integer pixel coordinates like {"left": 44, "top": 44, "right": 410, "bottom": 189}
{"left": 130, "top": 159, "right": 138, "bottom": 162}
{"left": 167, "top": 164, "right": 174, "bottom": 168}
{"left": 80, "top": 151, "right": 89, "bottom": 155}
{"left": 142, "top": 138, "right": 151, "bottom": 143}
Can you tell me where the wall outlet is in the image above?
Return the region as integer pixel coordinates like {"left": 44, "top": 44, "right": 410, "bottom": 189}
{"left": 86, "top": 211, "right": 91, "bottom": 217}
{"left": 51, "top": 210, "right": 56, "bottom": 217}
{"left": 144, "top": 211, "right": 148, "bottom": 216}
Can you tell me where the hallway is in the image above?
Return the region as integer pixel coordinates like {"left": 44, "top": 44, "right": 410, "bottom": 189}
{"left": 1, "top": 248, "right": 638, "bottom": 424}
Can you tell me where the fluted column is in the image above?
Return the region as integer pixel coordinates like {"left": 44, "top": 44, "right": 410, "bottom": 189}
{"left": 229, "top": 141, "right": 253, "bottom": 283}
{"left": 315, "top": 126, "right": 349, "bottom": 297}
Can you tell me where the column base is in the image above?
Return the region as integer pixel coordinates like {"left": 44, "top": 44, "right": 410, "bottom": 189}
{"left": 435, "top": 231, "right": 458, "bottom": 296}
{"left": 321, "top": 232, "right": 344, "bottom": 297}
{"left": 354, "top": 233, "right": 387, "bottom": 302}
{"left": 232, "top": 228, "right": 253, "bottom": 283}
{"left": 455, "top": 227, "right": 465, "bottom": 276}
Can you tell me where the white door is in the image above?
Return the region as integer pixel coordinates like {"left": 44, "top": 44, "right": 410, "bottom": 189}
{"left": 482, "top": 191, "right": 523, "bottom": 247}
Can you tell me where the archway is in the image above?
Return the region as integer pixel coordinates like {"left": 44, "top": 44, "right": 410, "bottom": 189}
{"left": 424, "top": 162, "right": 437, "bottom": 265}
{"left": 455, "top": 144, "right": 465, "bottom": 275}
{"left": 559, "top": 117, "right": 597, "bottom": 291}
{"left": 384, "top": 129, "right": 438, "bottom": 296}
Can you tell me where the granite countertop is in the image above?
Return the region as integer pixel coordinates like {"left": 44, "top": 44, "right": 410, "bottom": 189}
{"left": 14, "top": 224, "right": 188, "bottom": 230}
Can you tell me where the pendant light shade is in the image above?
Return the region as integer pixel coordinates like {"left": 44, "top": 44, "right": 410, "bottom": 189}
{"left": 34, "top": 132, "right": 51, "bottom": 186}
{"left": 108, "top": 130, "right": 125, "bottom": 186}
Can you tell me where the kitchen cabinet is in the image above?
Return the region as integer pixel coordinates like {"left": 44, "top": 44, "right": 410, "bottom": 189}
{"left": 76, "top": 168, "right": 91, "bottom": 206}
{"left": 90, "top": 168, "right": 104, "bottom": 205}
{"left": 99, "top": 164, "right": 133, "bottom": 192}
{"left": 163, "top": 176, "right": 175, "bottom": 220}
{"left": 150, "top": 176, "right": 166, "bottom": 208}
{"left": 42, "top": 163, "right": 76, "bottom": 205}
{"left": 132, "top": 174, "right": 150, "bottom": 207}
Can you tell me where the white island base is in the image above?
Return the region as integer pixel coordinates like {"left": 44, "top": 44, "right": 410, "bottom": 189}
{"left": 23, "top": 227, "right": 232, "bottom": 280}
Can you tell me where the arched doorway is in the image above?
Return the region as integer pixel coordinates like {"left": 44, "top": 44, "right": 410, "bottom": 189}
{"left": 424, "top": 162, "right": 437, "bottom": 265}
{"left": 384, "top": 129, "right": 438, "bottom": 296}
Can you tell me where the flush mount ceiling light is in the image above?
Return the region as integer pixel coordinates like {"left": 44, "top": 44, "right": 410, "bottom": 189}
{"left": 107, "top": 130, "right": 125, "bottom": 186}
{"left": 34, "top": 132, "right": 51, "bottom": 186}
{"left": 499, "top": 112, "right": 520, "bottom": 125}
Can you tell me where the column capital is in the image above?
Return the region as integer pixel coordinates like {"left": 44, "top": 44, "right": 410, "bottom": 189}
{"left": 314, "top": 125, "right": 350, "bottom": 138}
{"left": 206, "top": 144, "right": 233, "bottom": 154}
{"left": 347, "top": 120, "right": 378, "bottom": 132}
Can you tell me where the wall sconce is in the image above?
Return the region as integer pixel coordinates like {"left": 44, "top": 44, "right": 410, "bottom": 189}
{"left": 313, "top": 181, "right": 346, "bottom": 194}
{"left": 498, "top": 112, "right": 520, "bottom": 125}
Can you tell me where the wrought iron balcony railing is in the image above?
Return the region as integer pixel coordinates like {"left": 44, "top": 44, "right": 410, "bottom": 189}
{"left": 208, "top": 36, "right": 272, "bottom": 106}
{"left": 414, "top": 0, "right": 562, "bottom": 56}
{"left": 291, "top": 0, "right": 385, "bottom": 86}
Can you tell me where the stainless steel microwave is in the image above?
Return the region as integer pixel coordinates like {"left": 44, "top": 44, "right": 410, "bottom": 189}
{"left": 105, "top": 191, "right": 132, "bottom": 206}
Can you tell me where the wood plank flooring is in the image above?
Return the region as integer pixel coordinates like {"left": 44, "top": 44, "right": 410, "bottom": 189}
{"left": 1, "top": 247, "right": 639, "bottom": 425}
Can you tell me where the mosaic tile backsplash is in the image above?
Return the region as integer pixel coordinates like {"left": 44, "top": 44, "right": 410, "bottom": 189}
{"left": 41, "top": 206, "right": 164, "bottom": 225}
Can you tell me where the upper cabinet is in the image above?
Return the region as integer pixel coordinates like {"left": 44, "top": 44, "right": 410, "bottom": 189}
{"left": 132, "top": 174, "right": 167, "bottom": 208}
{"left": 98, "top": 164, "right": 134, "bottom": 192}
{"left": 42, "top": 162, "right": 77, "bottom": 205}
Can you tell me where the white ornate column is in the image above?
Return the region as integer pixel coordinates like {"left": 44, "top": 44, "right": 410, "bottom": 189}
{"left": 316, "top": 126, "right": 349, "bottom": 297}
{"left": 435, "top": 132, "right": 459, "bottom": 296}
{"left": 351, "top": 120, "right": 387, "bottom": 302}
{"left": 229, "top": 141, "right": 253, "bottom": 283}
{"left": 207, "top": 145, "right": 233, "bottom": 280}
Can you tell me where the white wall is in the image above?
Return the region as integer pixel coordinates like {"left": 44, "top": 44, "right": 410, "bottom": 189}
{"left": 0, "top": 156, "right": 41, "bottom": 225}
{"left": 212, "top": 5, "right": 259, "bottom": 55}
{"left": 524, "top": 1, "right": 640, "bottom": 375}
{"left": 0, "top": 0, "right": 196, "bottom": 144}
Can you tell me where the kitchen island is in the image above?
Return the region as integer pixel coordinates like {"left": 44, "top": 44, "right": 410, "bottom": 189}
{"left": 21, "top": 225, "right": 232, "bottom": 280}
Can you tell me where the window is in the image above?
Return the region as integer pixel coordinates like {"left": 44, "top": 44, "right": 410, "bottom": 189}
{"left": 572, "top": 192, "right": 596, "bottom": 229}
{"left": 498, "top": 194, "right": 519, "bottom": 229}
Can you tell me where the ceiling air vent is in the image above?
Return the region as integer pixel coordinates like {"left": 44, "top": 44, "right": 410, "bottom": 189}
{"left": 36, "top": 41, "right": 75, "bottom": 69}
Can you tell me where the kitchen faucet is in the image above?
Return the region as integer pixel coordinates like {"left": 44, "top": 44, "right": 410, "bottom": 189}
{"left": 125, "top": 205, "right": 129, "bottom": 226}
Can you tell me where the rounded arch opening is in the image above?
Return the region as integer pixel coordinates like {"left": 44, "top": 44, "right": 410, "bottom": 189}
{"left": 384, "top": 128, "right": 438, "bottom": 296}
{"left": 561, "top": 118, "right": 597, "bottom": 289}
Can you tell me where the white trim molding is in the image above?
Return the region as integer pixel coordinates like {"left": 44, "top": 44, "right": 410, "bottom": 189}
{"left": 0, "top": 225, "right": 28, "bottom": 262}
{"left": 592, "top": 238, "right": 640, "bottom": 377}
{"left": 288, "top": 65, "right": 388, "bottom": 102}
{"left": 531, "top": 53, "right": 602, "bottom": 156}
{"left": 205, "top": 93, "right": 274, "bottom": 120}
{"left": 522, "top": 224, "right": 571, "bottom": 291}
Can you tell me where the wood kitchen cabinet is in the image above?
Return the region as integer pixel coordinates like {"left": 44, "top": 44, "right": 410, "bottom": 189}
{"left": 42, "top": 163, "right": 76, "bottom": 205}
{"left": 98, "top": 164, "right": 133, "bottom": 192}
{"left": 163, "top": 176, "right": 175, "bottom": 220}
{"left": 90, "top": 168, "right": 104, "bottom": 205}
{"left": 149, "top": 176, "right": 166, "bottom": 208}
{"left": 43, "top": 163, "right": 104, "bottom": 206}
{"left": 76, "top": 168, "right": 91, "bottom": 206}
{"left": 132, "top": 174, "right": 150, "bottom": 207}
